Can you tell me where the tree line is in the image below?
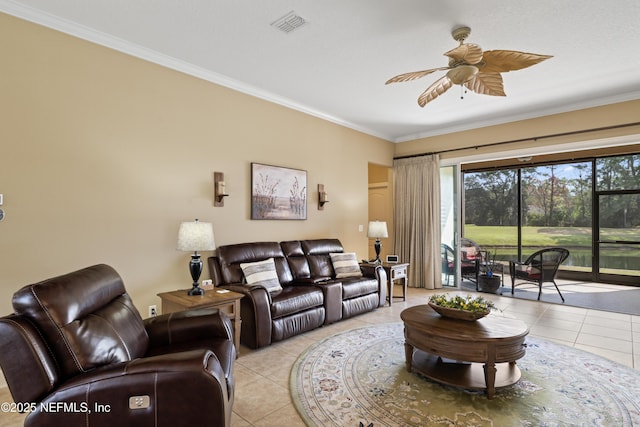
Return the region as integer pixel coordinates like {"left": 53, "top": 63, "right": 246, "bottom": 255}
{"left": 464, "top": 154, "right": 640, "bottom": 229}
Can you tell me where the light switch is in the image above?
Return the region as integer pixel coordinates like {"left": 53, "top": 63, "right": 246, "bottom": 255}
{"left": 0, "top": 194, "right": 3, "bottom": 205}
{"left": 358, "top": 224, "right": 364, "bottom": 232}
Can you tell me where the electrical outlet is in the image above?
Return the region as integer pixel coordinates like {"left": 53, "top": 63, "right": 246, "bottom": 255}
{"left": 202, "top": 279, "right": 213, "bottom": 286}
{"left": 148, "top": 305, "right": 157, "bottom": 317}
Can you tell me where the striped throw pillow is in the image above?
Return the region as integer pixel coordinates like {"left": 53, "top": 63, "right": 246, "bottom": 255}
{"left": 240, "top": 258, "right": 282, "bottom": 293}
{"left": 330, "top": 252, "right": 362, "bottom": 278}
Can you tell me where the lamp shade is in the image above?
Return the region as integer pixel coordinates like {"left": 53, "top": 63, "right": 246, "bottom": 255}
{"left": 367, "top": 221, "right": 388, "bottom": 239}
{"left": 177, "top": 220, "right": 216, "bottom": 252}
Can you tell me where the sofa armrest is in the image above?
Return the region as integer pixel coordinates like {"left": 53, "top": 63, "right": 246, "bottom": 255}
{"left": 374, "top": 265, "right": 387, "bottom": 307}
{"left": 144, "top": 307, "right": 233, "bottom": 348}
{"left": 355, "top": 264, "right": 387, "bottom": 307}
{"left": 313, "top": 281, "right": 342, "bottom": 324}
{"left": 294, "top": 276, "right": 332, "bottom": 284}
{"left": 218, "top": 284, "right": 274, "bottom": 349}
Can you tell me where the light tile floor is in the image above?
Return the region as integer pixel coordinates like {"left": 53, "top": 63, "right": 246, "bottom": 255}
{"left": 1, "top": 285, "right": 638, "bottom": 427}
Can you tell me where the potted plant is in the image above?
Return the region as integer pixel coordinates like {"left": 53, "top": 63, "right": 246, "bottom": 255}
{"left": 478, "top": 250, "right": 501, "bottom": 293}
{"left": 428, "top": 294, "right": 497, "bottom": 320}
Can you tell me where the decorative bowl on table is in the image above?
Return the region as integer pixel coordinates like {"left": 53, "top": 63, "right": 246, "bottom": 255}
{"left": 427, "top": 294, "right": 495, "bottom": 321}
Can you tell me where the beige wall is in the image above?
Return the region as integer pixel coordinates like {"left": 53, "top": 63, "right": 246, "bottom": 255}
{"left": 394, "top": 100, "right": 640, "bottom": 161}
{"left": 0, "top": 13, "right": 394, "bottom": 316}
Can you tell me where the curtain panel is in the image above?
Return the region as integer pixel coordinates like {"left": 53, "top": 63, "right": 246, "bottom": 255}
{"left": 393, "top": 155, "right": 442, "bottom": 289}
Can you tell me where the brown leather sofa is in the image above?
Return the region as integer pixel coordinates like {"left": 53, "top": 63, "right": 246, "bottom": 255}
{"left": 208, "top": 238, "right": 386, "bottom": 349}
{"left": 0, "top": 264, "right": 235, "bottom": 427}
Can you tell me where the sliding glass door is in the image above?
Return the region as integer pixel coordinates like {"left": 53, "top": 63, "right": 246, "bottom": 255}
{"left": 462, "top": 169, "right": 518, "bottom": 265}
{"left": 462, "top": 153, "right": 640, "bottom": 285}
{"left": 520, "top": 162, "right": 592, "bottom": 272}
{"left": 595, "top": 155, "right": 640, "bottom": 281}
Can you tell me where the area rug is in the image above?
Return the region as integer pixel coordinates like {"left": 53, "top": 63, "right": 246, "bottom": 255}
{"left": 291, "top": 323, "right": 640, "bottom": 426}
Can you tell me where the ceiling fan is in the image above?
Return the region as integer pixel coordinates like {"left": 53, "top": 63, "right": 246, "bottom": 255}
{"left": 385, "top": 26, "right": 552, "bottom": 107}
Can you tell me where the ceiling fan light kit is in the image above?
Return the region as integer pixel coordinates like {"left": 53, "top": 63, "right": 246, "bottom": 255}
{"left": 386, "top": 26, "right": 552, "bottom": 107}
{"left": 446, "top": 65, "right": 478, "bottom": 85}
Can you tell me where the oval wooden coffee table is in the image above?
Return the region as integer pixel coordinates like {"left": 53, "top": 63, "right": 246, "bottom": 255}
{"left": 400, "top": 304, "right": 529, "bottom": 399}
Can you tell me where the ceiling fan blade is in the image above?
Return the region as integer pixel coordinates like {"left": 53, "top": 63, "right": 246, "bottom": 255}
{"left": 444, "top": 43, "right": 483, "bottom": 64}
{"left": 385, "top": 67, "right": 449, "bottom": 84}
{"left": 464, "top": 72, "right": 506, "bottom": 96}
{"left": 480, "top": 50, "right": 553, "bottom": 73}
{"left": 417, "top": 76, "right": 453, "bottom": 107}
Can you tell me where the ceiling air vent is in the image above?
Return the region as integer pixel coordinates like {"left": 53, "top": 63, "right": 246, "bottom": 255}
{"left": 271, "top": 11, "right": 307, "bottom": 34}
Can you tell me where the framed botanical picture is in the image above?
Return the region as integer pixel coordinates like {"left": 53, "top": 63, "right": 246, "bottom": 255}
{"left": 251, "top": 163, "right": 307, "bottom": 220}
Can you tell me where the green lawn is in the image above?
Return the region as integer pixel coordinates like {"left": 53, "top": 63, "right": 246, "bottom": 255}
{"left": 463, "top": 225, "right": 640, "bottom": 275}
{"left": 464, "top": 225, "right": 640, "bottom": 248}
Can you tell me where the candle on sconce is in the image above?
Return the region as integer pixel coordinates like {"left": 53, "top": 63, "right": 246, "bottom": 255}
{"left": 217, "top": 181, "right": 227, "bottom": 196}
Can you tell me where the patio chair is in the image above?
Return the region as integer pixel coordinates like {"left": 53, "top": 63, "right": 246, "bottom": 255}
{"left": 441, "top": 244, "right": 455, "bottom": 285}
{"left": 509, "top": 247, "right": 570, "bottom": 302}
{"left": 460, "top": 238, "right": 482, "bottom": 282}
{"left": 441, "top": 242, "right": 479, "bottom": 286}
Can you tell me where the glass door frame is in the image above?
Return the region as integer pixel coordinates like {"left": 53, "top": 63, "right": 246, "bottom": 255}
{"left": 594, "top": 188, "right": 640, "bottom": 284}
{"left": 440, "top": 163, "right": 461, "bottom": 287}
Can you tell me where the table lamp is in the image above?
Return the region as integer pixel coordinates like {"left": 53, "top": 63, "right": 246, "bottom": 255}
{"left": 177, "top": 219, "right": 216, "bottom": 295}
{"left": 367, "top": 220, "right": 388, "bottom": 264}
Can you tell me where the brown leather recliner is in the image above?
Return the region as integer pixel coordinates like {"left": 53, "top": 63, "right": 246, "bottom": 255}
{"left": 0, "top": 264, "right": 235, "bottom": 427}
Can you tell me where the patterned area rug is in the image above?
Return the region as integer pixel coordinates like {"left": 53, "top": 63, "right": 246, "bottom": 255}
{"left": 290, "top": 323, "right": 640, "bottom": 426}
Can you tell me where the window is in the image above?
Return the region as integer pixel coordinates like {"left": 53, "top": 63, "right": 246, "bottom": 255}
{"left": 521, "top": 162, "right": 592, "bottom": 272}
{"left": 463, "top": 154, "right": 639, "bottom": 284}
{"left": 463, "top": 169, "right": 518, "bottom": 263}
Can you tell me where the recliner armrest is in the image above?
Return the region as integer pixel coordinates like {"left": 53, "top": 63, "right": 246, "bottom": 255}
{"left": 28, "top": 349, "right": 230, "bottom": 427}
{"left": 0, "top": 314, "right": 59, "bottom": 404}
{"left": 144, "top": 307, "right": 233, "bottom": 348}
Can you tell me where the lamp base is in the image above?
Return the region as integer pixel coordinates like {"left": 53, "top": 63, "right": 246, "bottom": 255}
{"left": 374, "top": 239, "right": 382, "bottom": 264}
{"left": 187, "top": 253, "right": 204, "bottom": 296}
{"left": 188, "top": 285, "right": 205, "bottom": 296}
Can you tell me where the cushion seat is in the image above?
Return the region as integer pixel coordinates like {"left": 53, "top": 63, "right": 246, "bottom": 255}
{"left": 341, "top": 277, "right": 379, "bottom": 299}
{"left": 270, "top": 286, "right": 324, "bottom": 319}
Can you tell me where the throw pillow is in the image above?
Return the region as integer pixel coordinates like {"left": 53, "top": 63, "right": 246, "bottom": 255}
{"left": 330, "top": 252, "right": 363, "bottom": 278}
{"left": 240, "top": 258, "right": 283, "bottom": 293}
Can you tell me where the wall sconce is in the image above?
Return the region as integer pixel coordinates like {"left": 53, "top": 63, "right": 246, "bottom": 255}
{"left": 318, "top": 184, "right": 329, "bottom": 210}
{"left": 214, "top": 172, "right": 229, "bottom": 207}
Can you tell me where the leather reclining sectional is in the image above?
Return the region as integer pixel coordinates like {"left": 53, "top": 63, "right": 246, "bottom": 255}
{"left": 0, "top": 264, "right": 235, "bottom": 427}
{"left": 208, "top": 238, "right": 387, "bottom": 349}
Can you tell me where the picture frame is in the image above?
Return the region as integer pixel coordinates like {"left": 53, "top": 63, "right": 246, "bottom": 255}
{"left": 251, "top": 163, "right": 307, "bottom": 220}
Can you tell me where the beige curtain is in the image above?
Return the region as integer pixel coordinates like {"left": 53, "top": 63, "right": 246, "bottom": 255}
{"left": 393, "top": 155, "right": 442, "bottom": 290}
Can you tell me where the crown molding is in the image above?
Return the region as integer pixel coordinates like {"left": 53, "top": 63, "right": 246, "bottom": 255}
{"left": 0, "top": 1, "right": 394, "bottom": 142}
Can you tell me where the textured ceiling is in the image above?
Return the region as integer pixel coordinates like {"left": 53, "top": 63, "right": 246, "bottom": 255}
{"left": 2, "top": 0, "right": 640, "bottom": 142}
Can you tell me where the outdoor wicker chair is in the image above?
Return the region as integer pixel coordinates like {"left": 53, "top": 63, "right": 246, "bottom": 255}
{"left": 509, "top": 247, "right": 570, "bottom": 302}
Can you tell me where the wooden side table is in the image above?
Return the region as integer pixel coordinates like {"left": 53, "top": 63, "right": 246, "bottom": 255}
{"left": 361, "top": 262, "right": 409, "bottom": 306}
{"left": 157, "top": 289, "right": 243, "bottom": 355}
